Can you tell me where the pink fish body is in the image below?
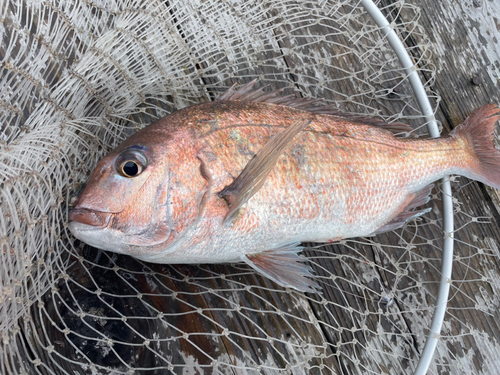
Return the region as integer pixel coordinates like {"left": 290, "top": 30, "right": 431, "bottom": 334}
{"left": 69, "top": 82, "right": 500, "bottom": 292}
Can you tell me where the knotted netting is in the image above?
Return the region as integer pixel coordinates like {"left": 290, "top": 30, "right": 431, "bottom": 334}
{"left": 2, "top": 0, "right": 500, "bottom": 374}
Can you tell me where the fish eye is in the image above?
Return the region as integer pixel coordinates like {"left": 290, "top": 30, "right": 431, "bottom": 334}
{"left": 121, "top": 160, "right": 140, "bottom": 177}
{"left": 116, "top": 149, "right": 148, "bottom": 178}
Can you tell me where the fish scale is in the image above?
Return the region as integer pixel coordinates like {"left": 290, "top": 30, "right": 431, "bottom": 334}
{"left": 69, "top": 82, "right": 500, "bottom": 293}
{"left": 116, "top": 103, "right": 461, "bottom": 256}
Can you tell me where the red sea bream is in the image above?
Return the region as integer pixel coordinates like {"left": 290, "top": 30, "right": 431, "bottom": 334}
{"left": 69, "top": 82, "right": 500, "bottom": 292}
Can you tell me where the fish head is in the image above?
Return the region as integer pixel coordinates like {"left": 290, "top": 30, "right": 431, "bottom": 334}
{"left": 69, "top": 122, "right": 209, "bottom": 259}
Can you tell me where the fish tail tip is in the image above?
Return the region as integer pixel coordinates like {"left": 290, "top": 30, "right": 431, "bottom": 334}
{"left": 452, "top": 104, "right": 500, "bottom": 189}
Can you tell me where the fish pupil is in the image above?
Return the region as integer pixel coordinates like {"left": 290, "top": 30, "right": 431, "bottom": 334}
{"left": 116, "top": 148, "right": 147, "bottom": 178}
{"left": 122, "top": 161, "right": 139, "bottom": 177}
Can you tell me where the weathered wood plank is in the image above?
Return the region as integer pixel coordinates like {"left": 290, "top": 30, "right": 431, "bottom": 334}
{"left": 31, "top": 246, "right": 339, "bottom": 374}
{"left": 383, "top": 0, "right": 500, "bottom": 373}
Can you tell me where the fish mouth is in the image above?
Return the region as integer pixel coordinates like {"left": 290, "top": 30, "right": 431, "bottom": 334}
{"left": 69, "top": 208, "right": 112, "bottom": 229}
{"left": 68, "top": 210, "right": 130, "bottom": 253}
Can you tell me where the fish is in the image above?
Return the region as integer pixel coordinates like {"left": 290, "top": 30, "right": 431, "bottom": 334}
{"left": 69, "top": 81, "right": 500, "bottom": 293}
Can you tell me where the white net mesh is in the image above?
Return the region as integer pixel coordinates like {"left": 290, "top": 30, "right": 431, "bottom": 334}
{"left": 2, "top": 0, "right": 500, "bottom": 374}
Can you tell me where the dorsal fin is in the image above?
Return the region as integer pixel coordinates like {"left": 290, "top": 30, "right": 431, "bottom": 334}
{"left": 218, "top": 119, "right": 312, "bottom": 223}
{"left": 216, "top": 81, "right": 414, "bottom": 136}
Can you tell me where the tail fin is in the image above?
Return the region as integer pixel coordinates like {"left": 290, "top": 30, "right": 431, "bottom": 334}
{"left": 450, "top": 104, "right": 500, "bottom": 189}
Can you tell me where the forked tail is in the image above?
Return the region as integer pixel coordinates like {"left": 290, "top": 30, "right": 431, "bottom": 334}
{"left": 450, "top": 104, "right": 500, "bottom": 189}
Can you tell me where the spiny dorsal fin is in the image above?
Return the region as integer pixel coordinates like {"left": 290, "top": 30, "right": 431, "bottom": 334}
{"left": 320, "top": 111, "right": 414, "bottom": 135}
{"left": 218, "top": 119, "right": 312, "bottom": 223}
{"left": 242, "top": 242, "right": 320, "bottom": 293}
{"left": 216, "top": 80, "right": 413, "bottom": 136}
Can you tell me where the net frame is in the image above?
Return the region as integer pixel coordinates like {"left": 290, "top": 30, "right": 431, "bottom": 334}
{"left": 360, "top": 2, "right": 452, "bottom": 373}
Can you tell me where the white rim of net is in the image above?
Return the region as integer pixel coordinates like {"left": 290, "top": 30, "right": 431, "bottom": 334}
{"left": 360, "top": 1, "right": 453, "bottom": 374}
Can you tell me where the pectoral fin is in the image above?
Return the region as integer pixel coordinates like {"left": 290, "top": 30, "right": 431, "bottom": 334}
{"left": 219, "top": 119, "right": 311, "bottom": 222}
{"left": 242, "top": 242, "right": 320, "bottom": 293}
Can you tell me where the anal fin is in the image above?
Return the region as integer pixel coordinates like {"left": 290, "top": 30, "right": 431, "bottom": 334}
{"left": 370, "top": 184, "right": 434, "bottom": 236}
{"left": 242, "top": 242, "right": 320, "bottom": 293}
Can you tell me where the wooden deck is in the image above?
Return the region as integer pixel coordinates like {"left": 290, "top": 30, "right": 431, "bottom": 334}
{"left": 26, "top": 1, "right": 500, "bottom": 374}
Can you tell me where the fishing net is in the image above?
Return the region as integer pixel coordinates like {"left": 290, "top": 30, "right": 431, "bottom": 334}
{"left": 2, "top": 0, "right": 500, "bottom": 374}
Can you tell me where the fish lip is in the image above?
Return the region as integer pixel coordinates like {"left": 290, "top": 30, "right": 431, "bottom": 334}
{"left": 68, "top": 221, "right": 102, "bottom": 235}
{"left": 69, "top": 208, "right": 111, "bottom": 229}
{"left": 68, "top": 220, "right": 130, "bottom": 254}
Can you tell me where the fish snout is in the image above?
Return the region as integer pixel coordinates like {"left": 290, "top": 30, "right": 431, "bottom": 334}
{"left": 69, "top": 208, "right": 110, "bottom": 228}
